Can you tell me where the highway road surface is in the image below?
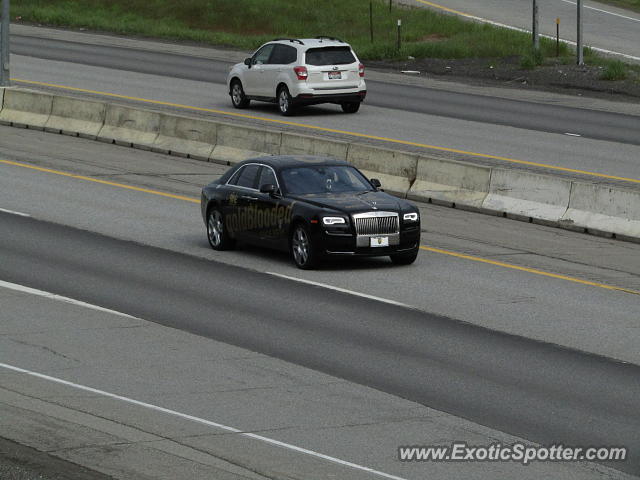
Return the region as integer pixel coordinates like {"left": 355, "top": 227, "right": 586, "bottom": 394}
{"left": 8, "top": 25, "right": 640, "bottom": 185}
{"left": 1, "top": 125, "right": 639, "bottom": 478}
{"left": 2, "top": 20, "right": 640, "bottom": 480}
{"left": 409, "top": 0, "right": 640, "bottom": 62}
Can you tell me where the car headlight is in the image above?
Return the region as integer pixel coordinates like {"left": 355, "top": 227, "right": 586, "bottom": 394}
{"left": 322, "top": 217, "right": 346, "bottom": 225}
{"left": 403, "top": 212, "right": 419, "bottom": 222}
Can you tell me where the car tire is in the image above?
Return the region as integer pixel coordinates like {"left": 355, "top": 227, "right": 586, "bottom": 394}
{"left": 230, "top": 80, "right": 250, "bottom": 109}
{"left": 341, "top": 102, "right": 360, "bottom": 114}
{"left": 291, "top": 223, "right": 319, "bottom": 269}
{"left": 278, "top": 86, "right": 295, "bottom": 116}
{"left": 207, "top": 208, "right": 235, "bottom": 251}
{"left": 390, "top": 250, "right": 418, "bottom": 266}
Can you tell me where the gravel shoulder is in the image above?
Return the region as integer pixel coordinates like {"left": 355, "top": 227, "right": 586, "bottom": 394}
{"left": 367, "top": 55, "right": 640, "bottom": 103}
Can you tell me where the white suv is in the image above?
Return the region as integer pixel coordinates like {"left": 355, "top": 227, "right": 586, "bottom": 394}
{"left": 227, "top": 37, "right": 366, "bottom": 116}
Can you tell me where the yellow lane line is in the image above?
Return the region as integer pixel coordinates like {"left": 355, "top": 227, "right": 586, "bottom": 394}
{"left": 0, "top": 159, "right": 200, "bottom": 204}
{"left": 11, "top": 78, "right": 640, "bottom": 185}
{"left": 413, "top": 0, "right": 472, "bottom": 17}
{"left": 3, "top": 158, "right": 638, "bottom": 296}
{"left": 420, "top": 246, "right": 640, "bottom": 296}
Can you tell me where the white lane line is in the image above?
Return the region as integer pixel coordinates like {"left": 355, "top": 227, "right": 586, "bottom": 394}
{"left": 267, "top": 272, "right": 415, "bottom": 310}
{"left": 559, "top": 0, "right": 640, "bottom": 22}
{"left": 0, "top": 207, "right": 30, "bottom": 217}
{"left": 564, "top": 132, "right": 582, "bottom": 137}
{"left": 0, "top": 361, "right": 409, "bottom": 480}
{"left": 0, "top": 280, "right": 138, "bottom": 319}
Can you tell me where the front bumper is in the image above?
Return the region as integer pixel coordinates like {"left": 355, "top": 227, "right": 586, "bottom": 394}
{"left": 293, "top": 90, "right": 367, "bottom": 106}
{"left": 313, "top": 224, "right": 420, "bottom": 257}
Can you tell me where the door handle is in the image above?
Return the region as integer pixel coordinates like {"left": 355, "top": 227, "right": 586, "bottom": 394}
{"left": 241, "top": 195, "right": 259, "bottom": 201}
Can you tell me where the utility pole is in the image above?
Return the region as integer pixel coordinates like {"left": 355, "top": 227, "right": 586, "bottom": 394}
{"left": 532, "top": 0, "right": 540, "bottom": 51}
{"left": 576, "top": 0, "right": 584, "bottom": 65}
{"left": 0, "top": 0, "right": 9, "bottom": 86}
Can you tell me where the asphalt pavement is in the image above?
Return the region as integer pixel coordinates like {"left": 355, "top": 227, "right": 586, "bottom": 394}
{"left": 2, "top": 21, "right": 640, "bottom": 479}
{"left": 1, "top": 126, "right": 639, "bottom": 365}
{"left": 0, "top": 438, "right": 109, "bottom": 480}
{"left": 2, "top": 208, "right": 640, "bottom": 475}
{"left": 9, "top": 34, "right": 640, "bottom": 146}
{"left": 2, "top": 283, "right": 633, "bottom": 480}
{"left": 1, "top": 125, "right": 639, "bottom": 478}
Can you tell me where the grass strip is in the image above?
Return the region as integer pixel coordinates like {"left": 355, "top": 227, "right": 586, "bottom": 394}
{"left": 13, "top": 0, "right": 567, "bottom": 60}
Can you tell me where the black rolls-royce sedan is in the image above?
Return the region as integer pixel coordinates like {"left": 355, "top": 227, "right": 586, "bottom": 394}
{"left": 200, "top": 155, "right": 421, "bottom": 269}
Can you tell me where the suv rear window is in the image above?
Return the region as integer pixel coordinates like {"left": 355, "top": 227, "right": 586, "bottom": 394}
{"left": 305, "top": 47, "right": 356, "bottom": 66}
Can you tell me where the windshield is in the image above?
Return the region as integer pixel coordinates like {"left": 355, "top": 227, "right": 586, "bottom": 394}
{"left": 281, "top": 165, "right": 372, "bottom": 194}
{"left": 305, "top": 47, "right": 356, "bottom": 66}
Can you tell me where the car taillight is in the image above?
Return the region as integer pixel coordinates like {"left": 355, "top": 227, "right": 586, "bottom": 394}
{"left": 294, "top": 66, "right": 308, "bottom": 80}
{"left": 358, "top": 63, "right": 365, "bottom": 77}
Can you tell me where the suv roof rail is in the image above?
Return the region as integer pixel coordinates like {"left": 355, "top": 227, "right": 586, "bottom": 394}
{"left": 315, "top": 36, "right": 344, "bottom": 43}
{"left": 272, "top": 38, "right": 305, "bottom": 45}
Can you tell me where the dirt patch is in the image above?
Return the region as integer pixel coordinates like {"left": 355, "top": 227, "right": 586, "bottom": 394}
{"left": 367, "top": 56, "right": 640, "bottom": 102}
{"left": 418, "top": 33, "right": 447, "bottom": 42}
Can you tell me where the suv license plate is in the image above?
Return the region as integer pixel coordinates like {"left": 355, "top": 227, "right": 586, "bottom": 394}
{"left": 328, "top": 71, "right": 341, "bottom": 80}
{"left": 370, "top": 236, "right": 389, "bottom": 247}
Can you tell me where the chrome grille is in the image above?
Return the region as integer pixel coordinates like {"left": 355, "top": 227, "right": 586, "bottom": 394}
{"left": 353, "top": 212, "right": 399, "bottom": 236}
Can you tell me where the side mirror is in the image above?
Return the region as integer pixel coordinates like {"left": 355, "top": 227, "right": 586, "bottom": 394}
{"left": 260, "top": 184, "right": 278, "bottom": 195}
{"left": 244, "top": 57, "right": 252, "bottom": 68}
{"left": 370, "top": 178, "right": 382, "bottom": 189}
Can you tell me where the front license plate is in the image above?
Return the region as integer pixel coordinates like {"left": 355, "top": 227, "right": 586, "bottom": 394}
{"left": 370, "top": 236, "right": 389, "bottom": 247}
{"left": 328, "top": 71, "right": 342, "bottom": 80}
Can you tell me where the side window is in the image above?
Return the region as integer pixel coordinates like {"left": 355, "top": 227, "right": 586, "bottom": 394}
{"left": 269, "top": 45, "right": 297, "bottom": 65}
{"left": 283, "top": 45, "right": 298, "bottom": 64}
{"left": 227, "top": 166, "right": 244, "bottom": 185}
{"left": 257, "top": 166, "right": 278, "bottom": 188}
{"left": 235, "top": 164, "right": 260, "bottom": 189}
{"left": 252, "top": 44, "right": 275, "bottom": 65}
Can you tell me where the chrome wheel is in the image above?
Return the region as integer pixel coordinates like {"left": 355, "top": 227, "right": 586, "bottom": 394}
{"left": 292, "top": 226, "right": 309, "bottom": 266}
{"left": 207, "top": 211, "right": 223, "bottom": 248}
{"left": 279, "top": 90, "right": 289, "bottom": 113}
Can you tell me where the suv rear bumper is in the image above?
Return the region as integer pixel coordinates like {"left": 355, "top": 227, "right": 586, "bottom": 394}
{"left": 293, "top": 90, "right": 366, "bottom": 105}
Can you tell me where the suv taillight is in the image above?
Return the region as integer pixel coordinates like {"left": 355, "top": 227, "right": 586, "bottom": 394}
{"left": 358, "top": 63, "right": 365, "bottom": 78}
{"left": 294, "top": 66, "right": 308, "bottom": 80}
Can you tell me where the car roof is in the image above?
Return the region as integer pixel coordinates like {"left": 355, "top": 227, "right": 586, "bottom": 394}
{"left": 238, "top": 155, "right": 350, "bottom": 170}
{"left": 270, "top": 38, "right": 350, "bottom": 49}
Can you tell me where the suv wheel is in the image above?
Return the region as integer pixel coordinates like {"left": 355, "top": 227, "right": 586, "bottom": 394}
{"left": 341, "top": 102, "right": 360, "bottom": 114}
{"left": 230, "top": 80, "right": 250, "bottom": 109}
{"left": 291, "top": 223, "right": 318, "bottom": 269}
{"left": 278, "top": 86, "right": 295, "bottom": 116}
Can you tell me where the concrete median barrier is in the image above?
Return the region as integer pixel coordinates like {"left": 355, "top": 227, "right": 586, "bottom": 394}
{"left": 97, "top": 104, "right": 160, "bottom": 149}
{"left": 561, "top": 183, "right": 640, "bottom": 240}
{"left": 211, "top": 124, "right": 281, "bottom": 165}
{"left": 347, "top": 144, "right": 418, "bottom": 197}
{"left": 482, "top": 169, "right": 571, "bottom": 223}
{"left": 280, "top": 133, "right": 348, "bottom": 160}
{"left": 408, "top": 157, "right": 491, "bottom": 209}
{"left": 0, "top": 89, "right": 53, "bottom": 129}
{"left": 153, "top": 114, "right": 216, "bottom": 161}
{"left": 45, "top": 96, "right": 107, "bottom": 139}
{"left": 2, "top": 87, "right": 640, "bottom": 243}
